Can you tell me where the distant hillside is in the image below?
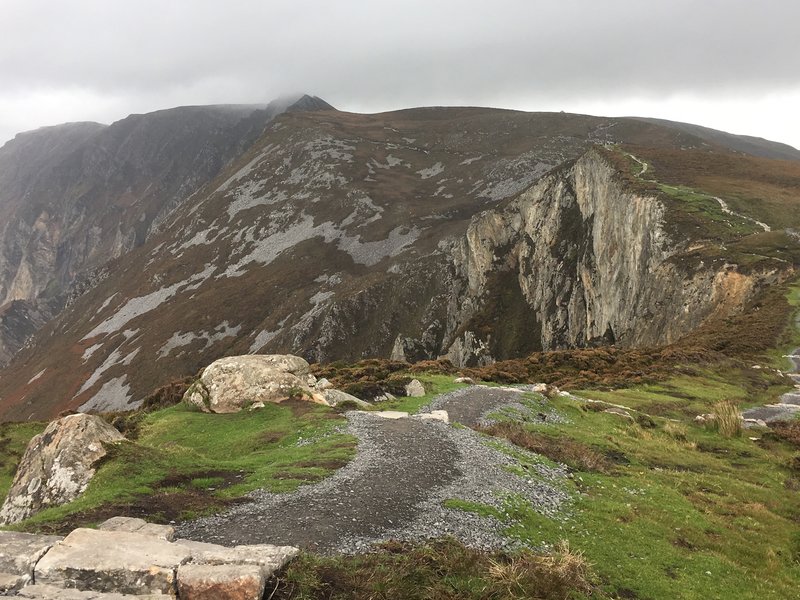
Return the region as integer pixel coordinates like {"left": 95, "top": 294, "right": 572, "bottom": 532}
{"left": 0, "top": 103, "right": 798, "bottom": 421}
{"left": 0, "top": 95, "right": 327, "bottom": 365}
{"left": 633, "top": 117, "right": 800, "bottom": 161}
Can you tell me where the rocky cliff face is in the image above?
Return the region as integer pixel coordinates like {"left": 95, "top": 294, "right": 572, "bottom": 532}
{"left": 433, "top": 150, "right": 786, "bottom": 365}
{"left": 0, "top": 105, "right": 796, "bottom": 421}
{"left": 0, "top": 96, "right": 327, "bottom": 364}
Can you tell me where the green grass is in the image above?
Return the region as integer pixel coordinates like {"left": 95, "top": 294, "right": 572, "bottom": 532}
{"left": 373, "top": 374, "right": 466, "bottom": 413}
{"left": 451, "top": 377, "right": 800, "bottom": 599}
{"left": 656, "top": 183, "right": 759, "bottom": 236}
{"left": 272, "top": 538, "right": 596, "bottom": 600}
{"left": 572, "top": 366, "right": 786, "bottom": 419}
{"left": 2, "top": 401, "right": 355, "bottom": 532}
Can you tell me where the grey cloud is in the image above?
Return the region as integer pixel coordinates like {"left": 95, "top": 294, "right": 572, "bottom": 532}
{"left": 1, "top": 0, "right": 799, "bottom": 144}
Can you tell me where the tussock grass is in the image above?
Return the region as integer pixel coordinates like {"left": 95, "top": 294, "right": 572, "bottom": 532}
{"left": 489, "top": 540, "right": 594, "bottom": 599}
{"left": 271, "top": 538, "right": 597, "bottom": 600}
{"left": 709, "top": 400, "right": 743, "bottom": 438}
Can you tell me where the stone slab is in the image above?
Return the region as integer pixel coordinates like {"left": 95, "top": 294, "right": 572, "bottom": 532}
{"left": 177, "top": 563, "right": 266, "bottom": 600}
{"left": 0, "top": 531, "right": 62, "bottom": 578}
{"left": 370, "top": 411, "right": 409, "bottom": 420}
{"left": 34, "top": 528, "right": 191, "bottom": 595}
{"left": 16, "top": 584, "right": 168, "bottom": 599}
{"left": 174, "top": 539, "right": 298, "bottom": 573}
{"left": 415, "top": 410, "right": 449, "bottom": 424}
{"left": 97, "top": 516, "right": 175, "bottom": 541}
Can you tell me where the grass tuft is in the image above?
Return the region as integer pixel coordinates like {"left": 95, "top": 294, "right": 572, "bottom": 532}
{"left": 709, "top": 400, "right": 743, "bottom": 438}
{"left": 270, "top": 538, "right": 597, "bottom": 600}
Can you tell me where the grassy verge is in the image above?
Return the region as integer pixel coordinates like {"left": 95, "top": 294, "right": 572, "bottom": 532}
{"left": 453, "top": 372, "right": 800, "bottom": 599}
{"left": 270, "top": 538, "right": 596, "bottom": 600}
{"left": 2, "top": 400, "right": 355, "bottom": 534}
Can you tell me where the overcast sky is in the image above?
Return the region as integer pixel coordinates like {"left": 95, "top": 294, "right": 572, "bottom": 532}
{"left": 2, "top": 0, "right": 799, "bottom": 149}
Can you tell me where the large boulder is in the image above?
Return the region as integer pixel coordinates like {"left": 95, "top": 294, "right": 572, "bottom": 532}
{"left": 0, "top": 414, "right": 125, "bottom": 524}
{"left": 183, "top": 354, "right": 327, "bottom": 413}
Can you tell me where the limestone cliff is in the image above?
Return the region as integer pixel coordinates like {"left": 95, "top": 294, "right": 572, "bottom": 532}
{"left": 439, "top": 150, "right": 786, "bottom": 364}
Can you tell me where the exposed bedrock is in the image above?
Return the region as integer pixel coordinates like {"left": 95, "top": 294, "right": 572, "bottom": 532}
{"left": 394, "top": 150, "right": 787, "bottom": 366}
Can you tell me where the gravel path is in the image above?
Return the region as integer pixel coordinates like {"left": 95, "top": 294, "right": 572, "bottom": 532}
{"left": 177, "top": 386, "right": 569, "bottom": 554}
{"left": 742, "top": 347, "right": 800, "bottom": 423}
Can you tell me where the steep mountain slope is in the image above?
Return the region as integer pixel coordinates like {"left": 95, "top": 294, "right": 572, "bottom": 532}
{"left": 0, "top": 107, "right": 798, "bottom": 421}
{"left": 0, "top": 95, "right": 331, "bottom": 365}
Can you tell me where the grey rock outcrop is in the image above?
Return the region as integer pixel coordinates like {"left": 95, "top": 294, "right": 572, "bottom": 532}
{"left": 442, "top": 149, "right": 785, "bottom": 365}
{"left": 183, "top": 354, "right": 327, "bottom": 413}
{"left": 0, "top": 414, "right": 124, "bottom": 524}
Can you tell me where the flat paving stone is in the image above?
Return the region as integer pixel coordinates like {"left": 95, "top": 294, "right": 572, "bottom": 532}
{"left": 0, "top": 531, "right": 62, "bottom": 579}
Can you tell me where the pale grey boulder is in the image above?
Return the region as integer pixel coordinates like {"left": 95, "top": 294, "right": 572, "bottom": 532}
{"left": 405, "top": 379, "right": 426, "bottom": 397}
{"left": 0, "top": 415, "right": 124, "bottom": 524}
{"left": 183, "top": 354, "right": 328, "bottom": 413}
{"left": 322, "top": 389, "right": 372, "bottom": 409}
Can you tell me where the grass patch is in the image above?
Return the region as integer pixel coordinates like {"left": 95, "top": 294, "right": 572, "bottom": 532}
{"left": 270, "top": 538, "right": 597, "bottom": 600}
{"left": 467, "top": 372, "right": 800, "bottom": 599}
{"left": 373, "top": 374, "right": 466, "bottom": 413}
{"left": 2, "top": 400, "right": 355, "bottom": 533}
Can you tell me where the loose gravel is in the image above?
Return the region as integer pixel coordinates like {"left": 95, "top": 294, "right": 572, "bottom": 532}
{"left": 176, "top": 385, "right": 570, "bottom": 555}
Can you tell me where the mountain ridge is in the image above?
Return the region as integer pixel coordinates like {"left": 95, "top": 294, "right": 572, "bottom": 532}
{"left": 0, "top": 102, "right": 797, "bottom": 421}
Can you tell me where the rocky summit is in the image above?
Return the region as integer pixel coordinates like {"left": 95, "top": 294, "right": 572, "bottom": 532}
{"left": 0, "top": 99, "right": 797, "bottom": 421}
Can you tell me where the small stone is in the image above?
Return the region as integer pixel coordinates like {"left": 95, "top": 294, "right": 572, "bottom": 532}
{"left": 0, "top": 572, "right": 27, "bottom": 595}
{"left": 314, "top": 378, "right": 334, "bottom": 390}
{"left": 370, "top": 411, "right": 409, "bottom": 419}
{"left": 405, "top": 379, "right": 425, "bottom": 397}
{"left": 322, "top": 389, "right": 371, "bottom": 408}
{"left": 454, "top": 377, "right": 475, "bottom": 385}
{"left": 603, "top": 407, "right": 634, "bottom": 421}
{"left": 416, "top": 410, "right": 449, "bottom": 424}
